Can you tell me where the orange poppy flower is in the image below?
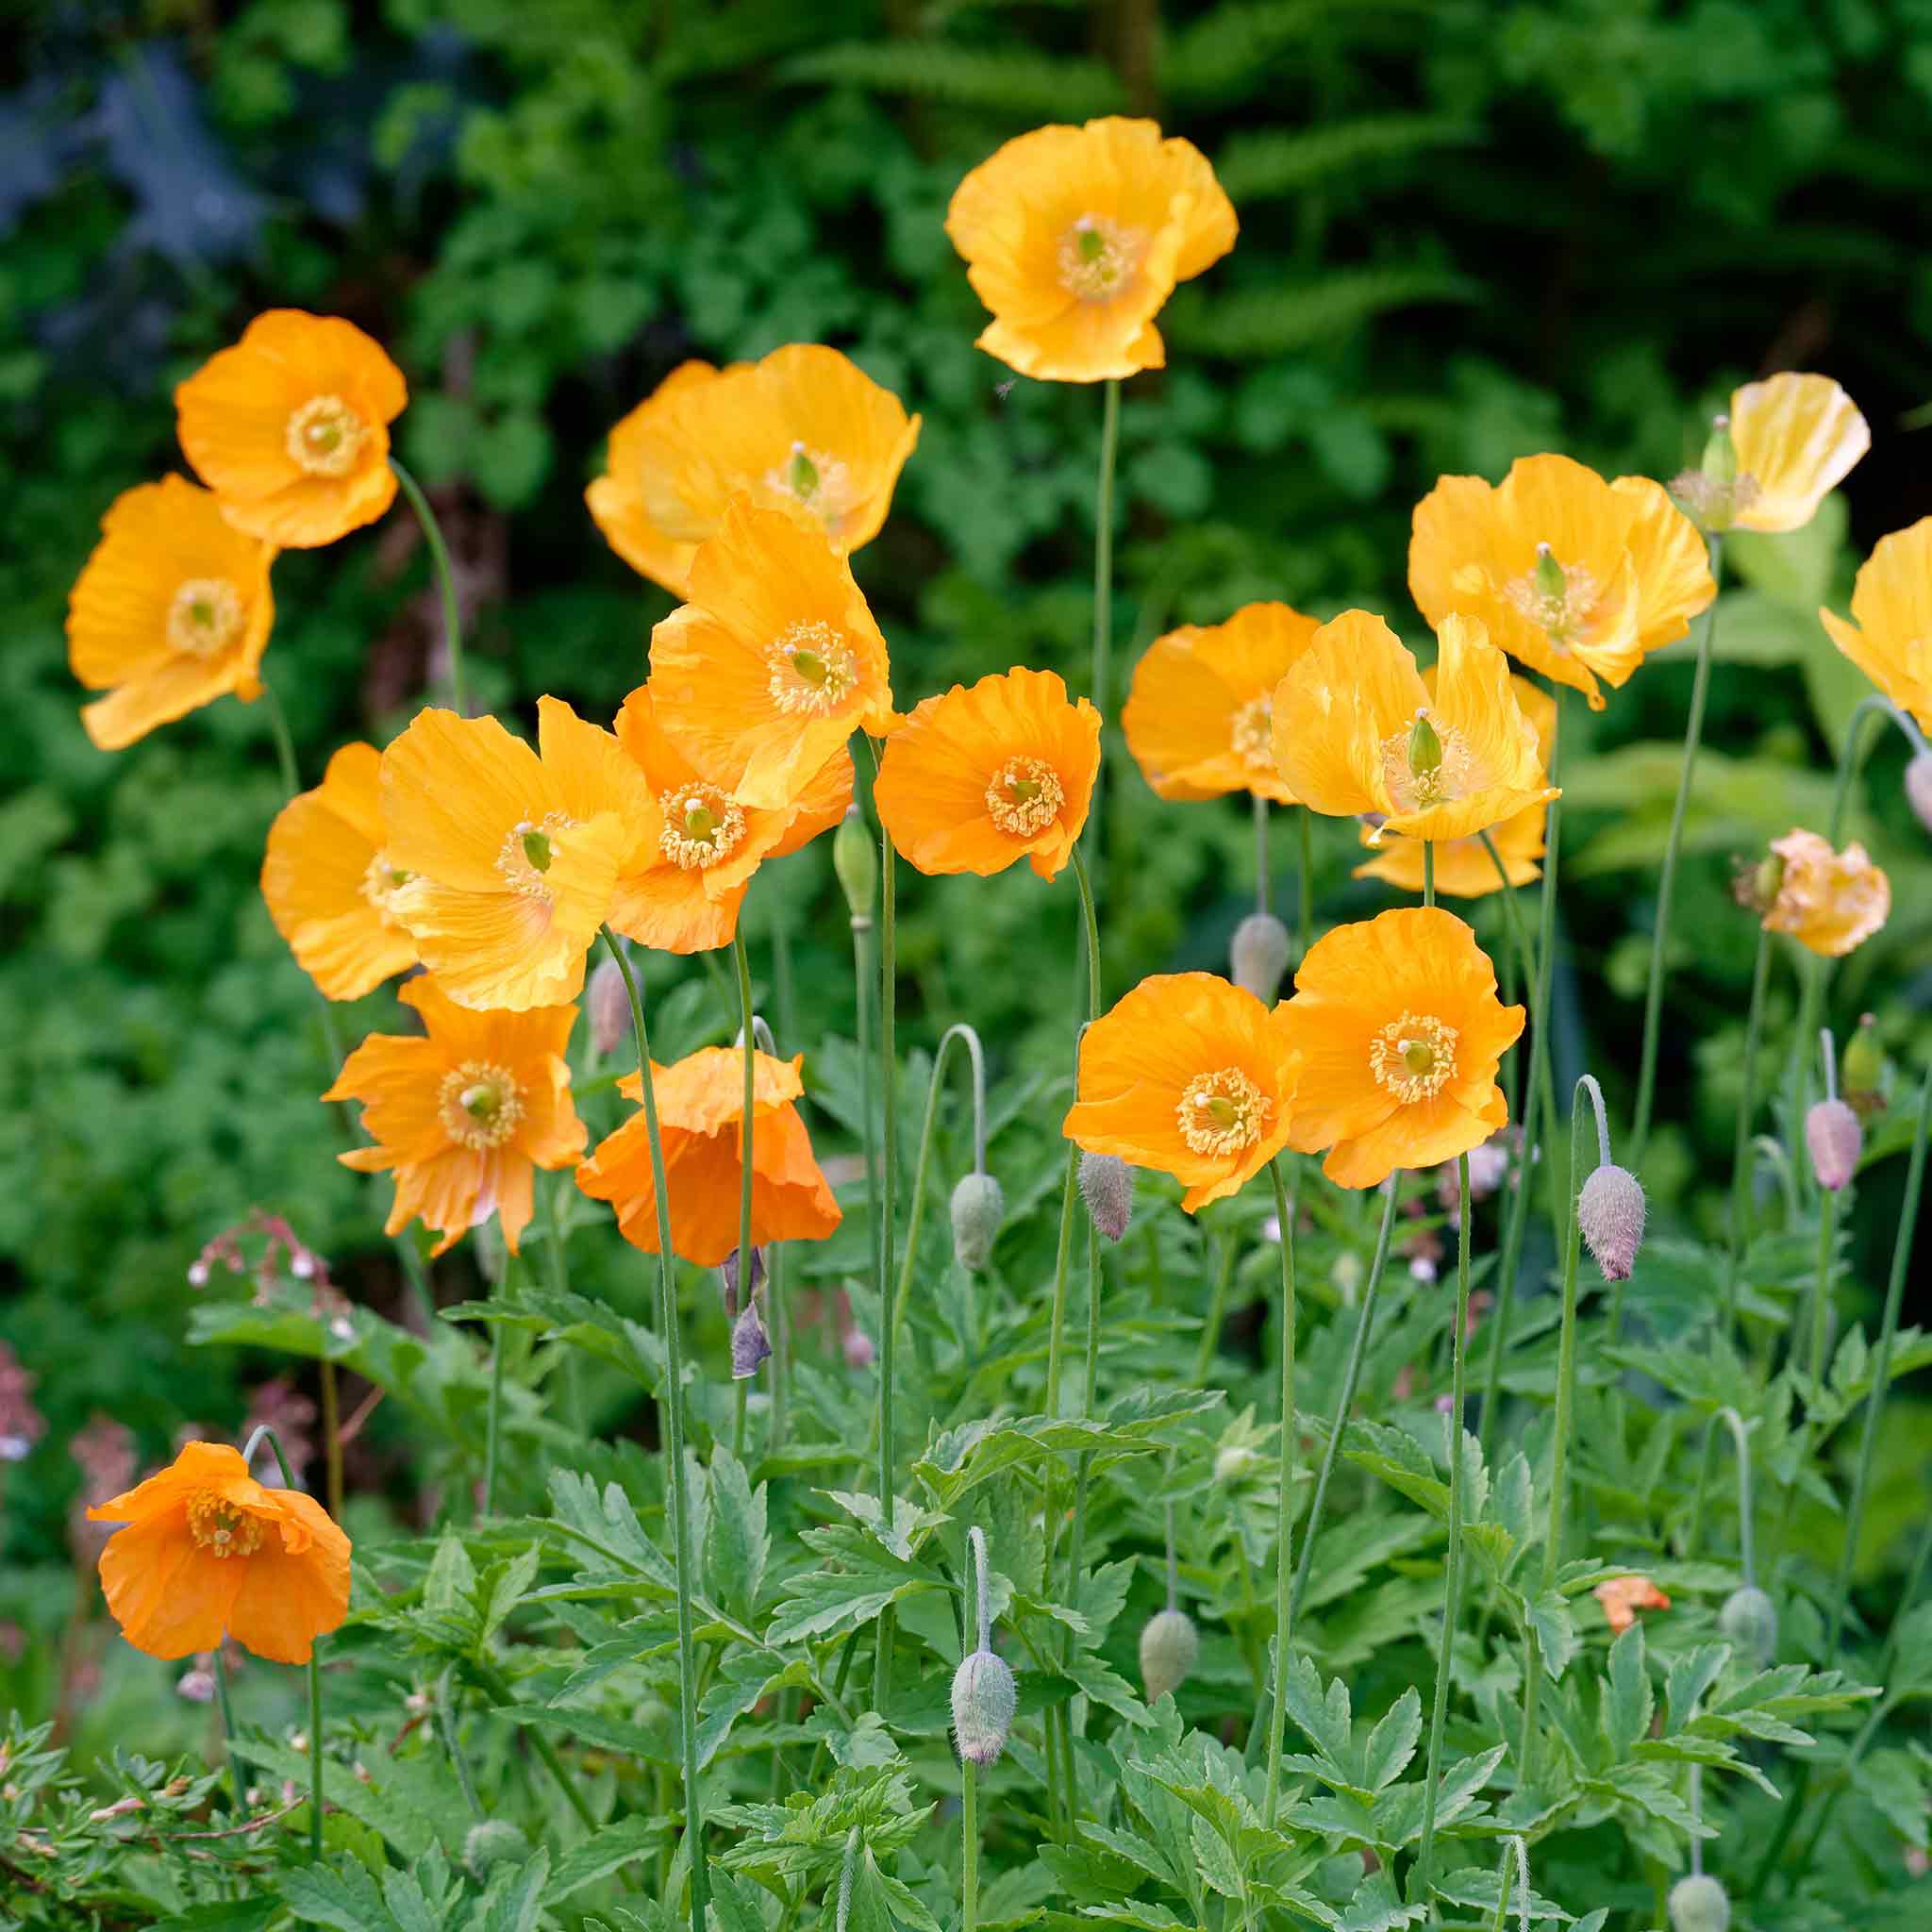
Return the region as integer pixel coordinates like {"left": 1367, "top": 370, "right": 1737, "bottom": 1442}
{"left": 175, "top": 310, "right": 407, "bottom": 548}
{"left": 587, "top": 347, "right": 921, "bottom": 594}
{"left": 575, "top": 1047, "right": 841, "bottom": 1266}
{"left": 1063, "top": 974, "right": 1300, "bottom": 1213}
{"left": 1757, "top": 829, "right": 1890, "bottom": 958}
{"left": 1279, "top": 907, "right": 1524, "bottom": 1189}
{"left": 1409, "top": 453, "right": 1714, "bottom": 710}
{"left": 608, "top": 686, "right": 852, "bottom": 953}
{"left": 380, "top": 700, "right": 643, "bottom": 1010}
{"left": 649, "top": 499, "right": 897, "bottom": 811}
{"left": 945, "top": 118, "right": 1237, "bottom": 383}
{"left": 261, "top": 742, "right": 418, "bottom": 1001}
{"left": 1122, "top": 602, "right": 1321, "bottom": 804}
{"left": 874, "top": 668, "right": 1101, "bottom": 879}
{"left": 1272, "top": 612, "right": 1556, "bottom": 847}
{"left": 1723, "top": 372, "right": 1869, "bottom": 534}
{"left": 1355, "top": 675, "right": 1556, "bottom": 897}
{"left": 86, "top": 1441, "right": 350, "bottom": 1664}
{"left": 1820, "top": 517, "right": 1932, "bottom": 735}
{"left": 325, "top": 974, "right": 585, "bottom": 1256}
{"left": 66, "top": 476, "right": 276, "bottom": 751}
{"left": 1594, "top": 1574, "right": 1671, "bottom": 1635}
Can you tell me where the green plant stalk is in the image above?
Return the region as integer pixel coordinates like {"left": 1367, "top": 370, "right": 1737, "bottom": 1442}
{"left": 1528, "top": 694, "right": 1568, "bottom": 1240}
{"left": 1718, "top": 1407, "right": 1756, "bottom": 1587}
{"left": 1416, "top": 1151, "right": 1474, "bottom": 1902}
{"left": 1071, "top": 846, "right": 1101, "bottom": 1020}
{"left": 1808, "top": 1187, "right": 1840, "bottom": 1389}
{"left": 483, "top": 1247, "right": 512, "bottom": 1516}
{"left": 1517, "top": 1091, "right": 1590, "bottom": 1779}
{"left": 435, "top": 1667, "right": 485, "bottom": 1820}
{"left": 1254, "top": 794, "right": 1270, "bottom": 916}
{"left": 1261, "top": 1158, "right": 1299, "bottom": 1831}
{"left": 318, "top": 1352, "right": 342, "bottom": 1526}
{"left": 389, "top": 457, "right": 467, "bottom": 713}
{"left": 768, "top": 1241, "right": 789, "bottom": 1454}
{"left": 1721, "top": 923, "right": 1774, "bottom": 1340}
{"left": 1478, "top": 827, "right": 1559, "bottom": 1208}
{"left": 874, "top": 811, "right": 900, "bottom": 1709}
{"left": 1298, "top": 807, "right": 1314, "bottom": 964}
{"left": 890, "top": 1024, "right": 987, "bottom": 1341}
{"left": 1423, "top": 839, "right": 1435, "bottom": 908}
{"left": 212, "top": 1642, "right": 243, "bottom": 1819}
{"left": 258, "top": 679, "right": 302, "bottom": 798}
{"left": 1632, "top": 536, "right": 1724, "bottom": 1157}
{"left": 1478, "top": 1007, "right": 1542, "bottom": 1457}
{"left": 850, "top": 908, "right": 880, "bottom": 1377}
{"left": 733, "top": 932, "right": 758, "bottom": 1442}
{"left": 470, "top": 1658, "right": 597, "bottom": 1832}
{"left": 1087, "top": 376, "right": 1122, "bottom": 866}
{"left": 1289, "top": 1178, "right": 1401, "bottom": 1626}
{"left": 600, "top": 929, "right": 708, "bottom": 1925}
{"left": 1193, "top": 1235, "right": 1238, "bottom": 1386}
{"left": 962, "top": 1759, "right": 980, "bottom": 1932}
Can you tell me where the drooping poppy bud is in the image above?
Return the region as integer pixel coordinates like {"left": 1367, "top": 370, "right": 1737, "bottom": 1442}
{"left": 949, "top": 1173, "right": 1005, "bottom": 1272}
{"left": 951, "top": 1647, "right": 1016, "bottom": 1768}
{"left": 465, "top": 1820, "right": 532, "bottom": 1879}
{"left": 1138, "top": 1607, "right": 1199, "bottom": 1704}
{"left": 1805, "top": 1098, "right": 1862, "bottom": 1192}
{"left": 1905, "top": 753, "right": 1932, "bottom": 837}
{"left": 841, "top": 1326, "right": 874, "bottom": 1371}
{"left": 1718, "top": 1584, "right": 1777, "bottom": 1668}
{"left": 1230, "top": 911, "right": 1292, "bottom": 1004}
{"left": 588, "top": 954, "right": 630, "bottom": 1059}
{"left": 1078, "top": 1152, "right": 1134, "bottom": 1242}
{"left": 1577, "top": 1164, "right": 1646, "bottom": 1283}
{"left": 1667, "top": 1874, "right": 1731, "bottom": 1932}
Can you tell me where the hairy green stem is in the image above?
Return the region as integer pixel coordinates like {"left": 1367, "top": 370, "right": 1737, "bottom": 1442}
{"left": 1423, "top": 839, "right": 1436, "bottom": 908}
{"left": 1254, "top": 794, "right": 1270, "bottom": 916}
{"left": 1297, "top": 807, "right": 1314, "bottom": 964}
{"left": 890, "top": 1024, "right": 988, "bottom": 1341}
{"left": 1193, "top": 1235, "right": 1238, "bottom": 1386}
{"left": 483, "top": 1247, "right": 512, "bottom": 1516}
{"left": 1722, "top": 923, "right": 1774, "bottom": 1341}
{"left": 390, "top": 457, "right": 467, "bottom": 713}
{"left": 1087, "top": 376, "right": 1122, "bottom": 874}
{"left": 1262, "top": 1159, "right": 1300, "bottom": 1831}
{"left": 1528, "top": 694, "right": 1568, "bottom": 1240}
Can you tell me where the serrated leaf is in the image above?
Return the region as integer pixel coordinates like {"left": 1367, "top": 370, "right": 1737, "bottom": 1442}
{"left": 1363, "top": 1689, "right": 1422, "bottom": 1791}
{"left": 544, "top": 1817, "right": 668, "bottom": 1901}
{"left": 1604, "top": 1624, "right": 1653, "bottom": 1755}
{"left": 1525, "top": 1592, "right": 1577, "bottom": 1681}
{"left": 1664, "top": 1644, "right": 1731, "bottom": 1731}
{"left": 279, "top": 1861, "right": 394, "bottom": 1932}
{"left": 703, "top": 1447, "right": 769, "bottom": 1622}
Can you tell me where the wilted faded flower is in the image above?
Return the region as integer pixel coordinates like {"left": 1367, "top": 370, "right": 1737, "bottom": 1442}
{"left": 1747, "top": 829, "right": 1890, "bottom": 958}
{"left": 1594, "top": 1574, "right": 1670, "bottom": 1635}
{"left": 730, "top": 1300, "right": 773, "bottom": 1380}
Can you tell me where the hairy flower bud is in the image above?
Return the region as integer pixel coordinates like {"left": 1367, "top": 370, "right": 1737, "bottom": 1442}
{"left": 1577, "top": 1164, "right": 1645, "bottom": 1282}
{"left": 950, "top": 1647, "right": 1016, "bottom": 1768}
{"left": 465, "top": 1820, "right": 532, "bottom": 1880}
{"left": 1905, "top": 753, "right": 1932, "bottom": 836}
{"left": 1078, "top": 1152, "right": 1134, "bottom": 1242}
{"left": 1138, "top": 1607, "right": 1199, "bottom": 1705}
{"left": 949, "top": 1173, "right": 1005, "bottom": 1272}
{"left": 841, "top": 1326, "right": 874, "bottom": 1371}
{"left": 730, "top": 1300, "right": 771, "bottom": 1380}
{"left": 1668, "top": 1874, "right": 1731, "bottom": 1932}
{"left": 588, "top": 955, "right": 629, "bottom": 1059}
{"left": 1230, "top": 912, "right": 1292, "bottom": 1004}
{"left": 1213, "top": 1443, "right": 1257, "bottom": 1482}
{"left": 1718, "top": 1584, "right": 1777, "bottom": 1668}
{"left": 1805, "top": 1098, "right": 1862, "bottom": 1192}
{"left": 833, "top": 805, "right": 876, "bottom": 926}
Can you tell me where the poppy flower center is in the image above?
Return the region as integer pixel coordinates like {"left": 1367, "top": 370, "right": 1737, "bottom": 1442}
{"left": 286, "top": 394, "right": 367, "bottom": 477}
{"left": 1176, "top": 1066, "right": 1267, "bottom": 1156}
{"left": 986, "top": 756, "right": 1064, "bottom": 837}
{"left": 1229, "top": 695, "right": 1274, "bottom": 774}
{"left": 1369, "top": 1011, "right": 1459, "bottom": 1104}
{"left": 659, "top": 784, "right": 748, "bottom": 869}
{"left": 1503, "top": 543, "right": 1601, "bottom": 650}
{"left": 766, "top": 621, "right": 860, "bottom": 715}
{"left": 359, "top": 849, "right": 412, "bottom": 920}
{"left": 497, "top": 811, "right": 577, "bottom": 900}
{"left": 438, "top": 1059, "right": 525, "bottom": 1150}
{"left": 1377, "top": 708, "right": 1479, "bottom": 813}
{"left": 1058, "top": 215, "right": 1142, "bottom": 302}
{"left": 167, "top": 577, "right": 244, "bottom": 657}
{"left": 186, "top": 1491, "right": 265, "bottom": 1558}
{"left": 767, "top": 441, "right": 855, "bottom": 537}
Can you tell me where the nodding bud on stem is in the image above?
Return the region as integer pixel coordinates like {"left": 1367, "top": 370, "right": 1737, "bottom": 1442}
{"left": 1805, "top": 1099, "right": 1862, "bottom": 1191}
{"left": 1577, "top": 1164, "right": 1646, "bottom": 1282}
{"left": 1667, "top": 1874, "right": 1731, "bottom": 1932}
{"left": 1230, "top": 912, "right": 1292, "bottom": 1004}
{"left": 833, "top": 805, "right": 876, "bottom": 926}
{"left": 465, "top": 1820, "right": 532, "bottom": 1880}
{"left": 841, "top": 1325, "right": 874, "bottom": 1370}
{"left": 952, "top": 1525, "right": 1015, "bottom": 1767}
{"left": 730, "top": 1300, "right": 771, "bottom": 1380}
{"left": 1138, "top": 1607, "right": 1199, "bottom": 1704}
{"left": 588, "top": 955, "right": 629, "bottom": 1058}
{"left": 1906, "top": 753, "right": 1932, "bottom": 836}
{"left": 1719, "top": 1584, "right": 1777, "bottom": 1668}
{"left": 1078, "top": 1152, "right": 1134, "bottom": 1242}
{"left": 949, "top": 1173, "right": 1005, "bottom": 1272}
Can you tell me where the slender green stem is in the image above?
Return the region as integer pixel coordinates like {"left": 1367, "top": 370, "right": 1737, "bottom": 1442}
{"left": 1070, "top": 845, "right": 1102, "bottom": 1020}
{"left": 1518, "top": 1088, "right": 1591, "bottom": 1779}
{"left": 1088, "top": 378, "right": 1122, "bottom": 844}
{"left": 874, "top": 811, "right": 900, "bottom": 1707}
{"left": 768, "top": 1241, "right": 789, "bottom": 1455}
{"left": 483, "top": 1247, "right": 512, "bottom": 1517}
{"left": 1262, "top": 1160, "right": 1299, "bottom": 1831}
{"left": 308, "top": 1651, "right": 325, "bottom": 1856}
{"left": 1254, "top": 794, "right": 1271, "bottom": 916}
{"left": 850, "top": 910, "right": 880, "bottom": 1361}
{"left": 389, "top": 457, "right": 466, "bottom": 713}
{"left": 1722, "top": 923, "right": 1774, "bottom": 1340}
{"left": 732, "top": 934, "right": 758, "bottom": 1441}
{"left": 318, "top": 1357, "right": 342, "bottom": 1524}
{"left": 1423, "top": 840, "right": 1436, "bottom": 908}
{"left": 1528, "top": 693, "right": 1567, "bottom": 1241}
{"left": 1289, "top": 1178, "right": 1400, "bottom": 1626}
{"left": 962, "top": 1760, "right": 980, "bottom": 1932}
{"left": 471, "top": 1659, "right": 597, "bottom": 1832}
{"left": 258, "top": 680, "right": 301, "bottom": 797}
{"left": 212, "top": 1644, "right": 243, "bottom": 1817}
{"left": 435, "top": 1667, "right": 485, "bottom": 1820}
{"left": 1808, "top": 1189, "right": 1840, "bottom": 1387}
{"left": 1633, "top": 537, "right": 1724, "bottom": 1158}
{"left": 600, "top": 930, "right": 708, "bottom": 1925}
{"left": 890, "top": 1024, "right": 988, "bottom": 1341}
{"left": 1479, "top": 1012, "right": 1541, "bottom": 1455}
{"left": 1717, "top": 1407, "right": 1756, "bottom": 1587}
{"left": 1193, "top": 1235, "right": 1237, "bottom": 1386}
{"left": 1416, "top": 1152, "right": 1474, "bottom": 1902}
{"left": 1297, "top": 808, "right": 1314, "bottom": 965}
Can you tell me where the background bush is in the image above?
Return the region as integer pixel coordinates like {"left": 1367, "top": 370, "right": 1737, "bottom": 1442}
{"left": 4, "top": 0, "right": 1929, "bottom": 1724}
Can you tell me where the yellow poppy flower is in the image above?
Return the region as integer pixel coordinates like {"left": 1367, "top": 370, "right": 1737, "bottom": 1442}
{"left": 945, "top": 117, "right": 1237, "bottom": 383}
{"left": 66, "top": 476, "right": 276, "bottom": 751}
{"left": 1724, "top": 372, "right": 1869, "bottom": 534}
{"left": 587, "top": 347, "right": 921, "bottom": 594}
{"left": 261, "top": 742, "right": 418, "bottom": 1001}
{"left": 1271, "top": 611, "right": 1556, "bottom": 846}
{"left": 649, "top": 498, "right": 897, "bottom": 811}
{"left": 175, "top": 310, "right": 407, "bottom": 548}
{"left": 380, "top": 700, "right": 643, "bottom": 1010}
{"left": 1409, "top": 453, "right": 1714, "bottom": 710}
{"left": 1820, "top": 517, "right": 1932, "bottom": 734}
{"left": 1279, "top": 907, "right": 1524, "bottom": 1189}
{"left": 1122, "top": 602, "right": 1321, "bottom": 804}
{"left": 1757, "top": 830, "right": 1890, "bottom": 958}
{"left": 1355, "top": 675, "right": 1556, "bottom": 897}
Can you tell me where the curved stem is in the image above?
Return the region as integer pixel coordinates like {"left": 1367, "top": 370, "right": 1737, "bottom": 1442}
{"left": 258, "top": 680, "right": 302, "bottom": 797}
{"left": 389, "top": 457, "right": 466, "bottom": 714}
{"left": 600, "top": 930, "right": 708, "bottom": 1926}
{"left": 1633, "top": 536, "right": 1724, "bottom": 1157}
{"left": 1479, "top": 1029, "right": 1542, "bottom": 1451}
{"left": 1070, "top": 845, "right": 1102, "bottom": 1020}
{"left": 889, "top": 1024, "right": 989, "bottom": 1341}
{"left": 1254, "top": 794, "right": 1271, "bottom": 917}
{"left": 871, "top": 783, "right": 900, "bottom": 1710}
{"left": 1417, "top": 1151, "right": 1474, "bottom": 1901}
{"left": 1262, "top": 1159, "right": 1299, "bottom": 1831}
{"left": 1528, "top": 695, "right": 1568, "bottom": 1241}
{"left": 1193, "top": 1235, "right": 1237, "bottom": 1386}
{"left": 1289, "top": 1178, "right": 1400, "bottom": 1626}
{"left": 1297, "top": 808, "right": 1314, "bottom": 965}
{"left": 1722, "top": 924, "right": 1774, "bottom": 1341}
